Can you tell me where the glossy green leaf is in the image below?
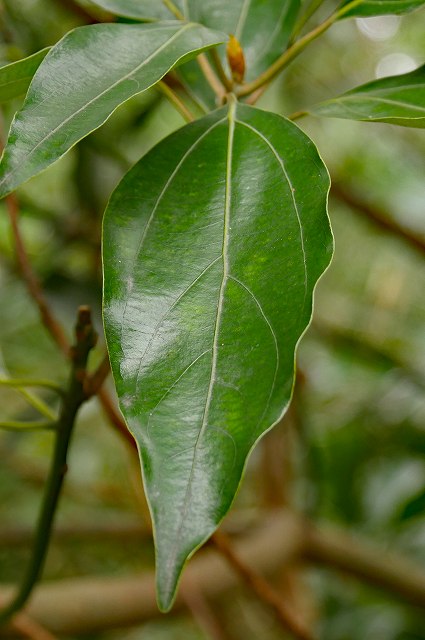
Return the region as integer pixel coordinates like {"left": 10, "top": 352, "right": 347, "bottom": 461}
{"left": 311, "top": 66, "right": 425, "bottom": 127}
{"left": 340, "top": 0, "right": 425, "bottom": 18}
{"left": 186, "top": 0, "right": 301, "bottom": 81}
{"left": 0, "top": 22, "right": 224, "bottom": 198}
{"left": 103, "top": 101, "right": 332, "bottom": 610}
{"left": 88, "top": 0, "right": 175, "bottom": 20}
{"left": 0, "top": 48, "right": 50, "bottom": 103}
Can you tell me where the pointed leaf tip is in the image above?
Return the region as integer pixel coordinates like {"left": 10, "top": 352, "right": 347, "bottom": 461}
{"left": 311, "top": 65, "right": 425, "bottom": 128}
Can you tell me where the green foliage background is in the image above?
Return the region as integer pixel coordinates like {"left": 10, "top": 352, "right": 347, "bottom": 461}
{"left": 0, "top": 0, "right": 424, "bottom": 637}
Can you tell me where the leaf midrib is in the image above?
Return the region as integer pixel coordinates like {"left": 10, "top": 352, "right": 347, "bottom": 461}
{"left": 117, "top": 117, "right": 226, "bottom": 388}
{"left": 236, "top": 117, "right": 308, "bottom": 311}
{"left": 162, "top": 100, "right": 236, "bottom": 596}
{"left": 331, "top": 94, "right": 425, "bottom": 113}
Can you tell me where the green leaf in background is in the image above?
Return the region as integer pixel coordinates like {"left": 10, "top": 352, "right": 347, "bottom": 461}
{"left": 103, "top": 101, "right": 333, "bottom": 610}
{"left": 340, "top": 0, "right": 425, "bottom": 18}
{"left": 0, "top": 48, "right": 50, "bottom": 103}
{"left": 88, "top": 0, "right": 175, "bottom": 20}
{"left": 0, "top": 22, "right": 225, "bottom": 198}
{"left": 311, "top": 66, "right": 425, "bottom": 127}
{"left": 187, "top": 0, "right": 301, "bottom": 81}
{"left": 91, "top": 1, "right": 301, "bottom": 82}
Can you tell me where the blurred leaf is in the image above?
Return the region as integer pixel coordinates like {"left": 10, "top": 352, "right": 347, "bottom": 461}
{"left": 311, "top": 66, "right": 425, "bottom": 128}
{"left": 88, "top": 0, "right": 174, "bottom": 20}
{"left": 103, "top": 101, "right": 332, "bottom": 610}
{"left": 340, "top": 0, "right": 425, "bottom": 17}
{"left": 0, "top": 22, "right": 225, "bottom": 197}
{"left": 399, "top": 488, "right": 425, "bottom": 521}
{"left": 0, "top": 48, "right": 50, "bottom": 102}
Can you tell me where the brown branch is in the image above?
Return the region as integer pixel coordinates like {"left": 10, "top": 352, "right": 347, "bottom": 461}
{"left": 0, "top": 512, "right": 303, "bottom": 636}
{"left": 5, "top": 193, "right": 70, "bottom": 356}
{"left": 6, "top": 191, "right": 134, "bottom": 449}
{"left": 0, "top": 521, "right": 150, "bottom": 547}
{"left": 1, "top": 511, "right": 425, "bottom": 636}
{"left": 0, "top": 110, "right": 134, "bottom": 450}
{"left": 332, "top": 182, "right": 425, "bottom": 259}
{"left": 9, "top": 613, "right": 58, "bottom": 640}
{"left": 197, "top": 54, "right": 226, "bottom": 103}
{"left": 212, "top": 531, "right": 315, "bottom": 640}
{"left": 304, "top": 524, "right": 425, "bottom": 609}
{"left": 84, "top": 352, "right": 111, "bottom": 397}
{"left": 98, "top": 388, "right": 136, "bottom": 449}
{"left": 181, "top": 579, "right": 232, "bottom": 640}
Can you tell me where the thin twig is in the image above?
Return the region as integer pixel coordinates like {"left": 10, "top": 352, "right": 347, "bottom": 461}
{"left": 182, "top": 579, "right": 231, "bottom": 640}
{"left": 5, "top": 192, "right": 70, "bottom": 356}
{"left": 157, "top": 81, "right": 195, "bottom": 122}
{"left": 10, "top": 612, "right": 59, "bottom": 640}
{"left": 212, "top": 531, "right": 315, "bottom": 640}
{"left": 162, "top": 0, "right": 185, "bottom": 20}
{"left": 15, "top": 388, "right": 57, "bottom": 421}
{"left": 291, "top": 0, "right": 327, "bottom": 40}
{"left": 0, "top": 307, "right": 97, "bottom": 627}
{"left": 197, "top": 54, "right": 226, "bottom": 103}
{"left": 210, "top": 49, "right": 233, "bottom": 92}
{"left": 0, "top": 378, "right": 63, "bottom": 394}
{"left": 84, "top": 352, "right": 111, "bottom": 398}
{"left": 288, "top": 110, "right": 309, "bottom": 122}
{"left": 98, "top": 387, "right": 136, "bottom": 449}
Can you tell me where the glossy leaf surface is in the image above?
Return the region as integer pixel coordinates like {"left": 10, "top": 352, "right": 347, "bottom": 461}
{"left": 340, "top": 0, "right": 425, "bottom": 17}
{"left": 103, "top": 102, "right": 332, "bottom": 610}
{"left": 0, "top": 22, "right": 224, "bottom": 198}
{"left": 0, "top": 48, "right": 50, "bottom": 103}
{"left": 312, "top": 66, "right": 425, "bottom": 127}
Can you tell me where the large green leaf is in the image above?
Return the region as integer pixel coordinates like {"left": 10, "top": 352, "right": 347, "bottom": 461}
{"left": 0, "top": 48, "right": 50, "bottom": 103}
{"left": 103, "top": 101, "right": 332, "bottom": 610}
{"left": 311, "top": 66, "right": 425, "bottom": 127}
{"left": 88, "top": 0, "right": 176, "bottom": 20}
{"left": 340, "top": 0, "right": 425, "bottom": 18}
{"left": 0, "top": 22, "right": 224, "bottom": 198}
{"left": 187, "top": 0, "right": 301, "bottom": 81}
